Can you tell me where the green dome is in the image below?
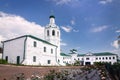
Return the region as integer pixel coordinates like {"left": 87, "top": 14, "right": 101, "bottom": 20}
{"left": 49, "top": 15, "right": 55, "bottom": 18}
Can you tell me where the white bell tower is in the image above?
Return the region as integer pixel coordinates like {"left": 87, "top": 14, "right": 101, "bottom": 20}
{"left": 44, "top": 15, "right": 60, "bottom": 53}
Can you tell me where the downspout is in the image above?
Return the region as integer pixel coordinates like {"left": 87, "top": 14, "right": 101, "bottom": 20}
{"left": 21, "top": 36, "right": 27, "bottom": 64}
{"left": 55, "top": 46, "right": 61, "bottom": 66}
{"left": 1, "top": 41, "right": 4, "bottom": 62}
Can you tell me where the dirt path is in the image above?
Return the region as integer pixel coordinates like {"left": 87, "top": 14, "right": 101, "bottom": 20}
{"left": 0, "top": 64, "right": 82, "bottom": 80}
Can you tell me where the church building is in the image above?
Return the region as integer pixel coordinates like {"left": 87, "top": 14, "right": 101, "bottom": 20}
{"left": 2, "top": 15, "right": 118, "bottom": 66}
{"left": 2, "top": 15, "right": 63, "bottom": 66}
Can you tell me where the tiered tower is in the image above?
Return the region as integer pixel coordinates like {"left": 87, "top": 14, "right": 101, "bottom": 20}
{"left": 45, "top": 15, "right": 60, "bottom": 47}
{"left": 44, "top": 15, "right": 60, "bottom": 57}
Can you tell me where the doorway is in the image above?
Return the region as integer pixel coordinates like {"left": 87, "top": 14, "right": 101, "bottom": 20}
{"left": 85, "top": 62, "right": 91, "bottom": 65}
{"left": 16, "top": 56, "right": 20, "bottom": 65}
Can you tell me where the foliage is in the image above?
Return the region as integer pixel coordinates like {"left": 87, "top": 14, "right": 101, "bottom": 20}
{"left": 44, "top": 70, "right": 56, "bottom": 80}
{"left": 70, "top": 49, "right": 77, "bottom": 54}
{"left": 73, "top": 60, "right": 80, "bottom": 66}
{"left": 0, "top": 59, "right": 7, "bottom": 64}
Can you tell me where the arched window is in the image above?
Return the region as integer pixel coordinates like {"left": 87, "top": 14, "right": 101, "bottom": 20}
{"left": 57, "top": 31, "right": 59, "bottom": 37}
{"left": 47, "top": 30, "right": 49, "bottom": 36}
{"left": 52, "top": 30, "right": 55, "bottom": 36}
{"left": 44, "top": 47, "right": 46, "bottom": 52}
{"left": 51, "top": 49, "right": 53, "bottom": 54}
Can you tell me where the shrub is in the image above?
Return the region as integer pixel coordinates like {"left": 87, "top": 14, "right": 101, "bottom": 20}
{"left": 0, "top": 59, "right": 7, "bottom": 64}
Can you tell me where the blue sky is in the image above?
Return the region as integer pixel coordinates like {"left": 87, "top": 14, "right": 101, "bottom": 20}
{"left": 0, "top": 0, "right": 120, "bottom": 55}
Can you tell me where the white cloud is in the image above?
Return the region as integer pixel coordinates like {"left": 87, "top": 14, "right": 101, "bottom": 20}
{"left": 91, "top": 25, "right": 108, "bottom": 33}
{"left": 70, "top": 20, "right": 75, "bottom": 25}
{"left": 116, "top": 29, "right": 120, "bottom": 33}
{"left": 73, "top": 29, "right": 79, "bottom": 32}
{"left": 61, "top": 26, "right": 72, "bottom": 32}
{"left": 111, "top": 40, "right": 119, "bottom": 49}
{"left": 99, "top": 0, "right": 113, "bottom": 4}
{"left": 0, "top": 12, "right": 44, "bottom": 46}
{"left": 60, "top": 42, "right": 67, "bottom": 46}
{"left": 50, "top": 0, "right": 80, "bottom": 6}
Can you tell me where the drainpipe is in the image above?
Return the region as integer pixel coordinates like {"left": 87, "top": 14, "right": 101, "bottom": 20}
{"left": 1, "top": 41, "right": 4, "bottom": 62}
{"left": 55, "top": 46, "right": 61, "bottom": 66}
{"left": 21, "top": 36, "right": 27, "bottom": 64}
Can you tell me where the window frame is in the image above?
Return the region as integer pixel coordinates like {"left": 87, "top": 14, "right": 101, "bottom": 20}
{"left": 33, "top": 56, "right": 36, "bottom": 62}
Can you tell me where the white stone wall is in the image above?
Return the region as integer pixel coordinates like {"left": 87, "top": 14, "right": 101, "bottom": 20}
{"left": 83, "top": 56, "right": 96, "bottom": 65}
{"left": 70, "top": 54, "right": 78, "bottom": 64}
{"left": 95, "top": 55, "right": 117, "bottom": 64}
{"left": 3, "top": 37, "right": 26, "bottom": 64}
{"left": 0, "top": 53, "right": 2, "bottom": 59}
{"left": 62, "top": 56, "right": 71, "bottom": 64}
{"left": 63, "top": 54, "right": 117, "bottom": 65}
{"left": 23, "top": 37, "right": 59, "bottom": 66}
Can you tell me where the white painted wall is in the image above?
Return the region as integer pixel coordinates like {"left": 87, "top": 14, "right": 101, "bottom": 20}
{"left": 0, "top": 53, "right": 2, "bottom": 59}
{"left": 63, "top": 54, "right": 117, "bottom": 65}
{"left": 22, "top": 37, "right": 59, "bottom": 66}
{"left": 3, "top": 37, "right": 26, "bottom": 64}
{"left": 95, "top": 55, "right": 117, "bottom": 64}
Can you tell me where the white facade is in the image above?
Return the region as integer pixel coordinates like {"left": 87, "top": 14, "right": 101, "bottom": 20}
{"left": 63, "top": 52, "right": 117, "bottom": 65}
{"left": 0, "top": 54, "right": 2, "bottom": 59}
{"left": 2, "top": 15, "right": 63, "bottom": 66}
{"left": 2, "top": 15, "right": 118, "bottom": 66}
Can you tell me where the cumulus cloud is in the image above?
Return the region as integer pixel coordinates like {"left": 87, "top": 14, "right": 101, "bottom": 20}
{"left": 61, "top": 26, "right": 72, "bottom": 32}
{"left": 60, "top": 42, "right": 67, "bottom": 46}
{"left": 49, "top": 0, "right": 80, "bottom": 6}
{"left": 111, "top": 40, "right": 120, "bottom": 49}
{"left": 0, "top": 11, "right": 44, "bottom": 46}
{"left": 116, "top": 29, "right": 120, "bottom": 33}
{"left": 99, "top": 0, "right": 113, "bottom": 4}
{"left": 91, "top": 25, "right": 108, "bottom": 33}
{"left": 70, "top": 20, "right": 75, "bottom": 25}
{"left": 73, "top": 29, "right": 79, "bottom": 32}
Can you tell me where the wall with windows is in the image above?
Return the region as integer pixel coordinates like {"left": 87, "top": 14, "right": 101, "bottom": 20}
{"left": 63, "top": 53, "right": 117, "bottom": 65}
{"left": 3, "top": 37, "right": 26, "bottom": 64}
{"left": 95, "top": 55, "right": 117, "bottom": 64}
{"left": 23, "top": 37, "right": 58, "bottom": 66}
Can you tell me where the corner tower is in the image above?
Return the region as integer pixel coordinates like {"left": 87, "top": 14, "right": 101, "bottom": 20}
{"left": 45, "top": 15, "right": 60, "bottom": 51}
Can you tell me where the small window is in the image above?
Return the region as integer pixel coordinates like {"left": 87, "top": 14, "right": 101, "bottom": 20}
{"left": 48, "top": 60, "right": 51, "bottom": 64}
{"left": 86, "top": 58, "right": 89, "bottom": 60}
{"left": 44, "top": 47, "right": 46, "bottom": 52}
{"left": 33, "top": 41, "right": 37, "bottom": 47}
{"left": 51, "top": 49, "right": 53, "bottom": 54}
{"left": 57, "top": 31, "right": 59, "bottom": 37}
{"left": 47, "top": 30, "right": 49, "bottom": 36}
{"left": 52, "top": 30, "right": 55, "bottom": 36}
{"left": 109, "top": 57, "right": 111, "bottom": 60}
{"left": 33, "top": 56, "right": 36, "bottom": 62}
{"left": 78, "top": 58, "right": 79, "bottom": 60}
{"left": 113, "top": 57, "right": 115, "bottom": 59}
{"left": 96, "top": 58, "right": 98, "bottom": 60}
{"left": 58, "top": 59, "right": 60, "bottom": 63}
{"left": 82, "top": 58, "right": 83, "bottom": 60}
{"left": 102, "top": 57, "right": 104, "bottom": 60}
{"left": 99, "top": 57, "right": 101, "bottom": 60}
{"left": 106, "top": 57, "right": 108, "bottom": 60}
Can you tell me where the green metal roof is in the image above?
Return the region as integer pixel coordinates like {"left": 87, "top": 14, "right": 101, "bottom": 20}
{"left": 60, "top": 53, "right": 71, "bottom": 56}
{"left": 49, "top": 15, "right": 55, "bottom": 18}
{"left": 93, "top": 52, "right": 117, "bottom": 56}
{"left": 77, "top": 54, "right": 85, "bottom": 57}
{"left": 77, "top": 52, "right": 116, "bottom": 57}
{"left": 3, "top": 35, "right": 57, "bottom": 47}
{"left": 27, "top": 35, "right": 57, "bottom": 47}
